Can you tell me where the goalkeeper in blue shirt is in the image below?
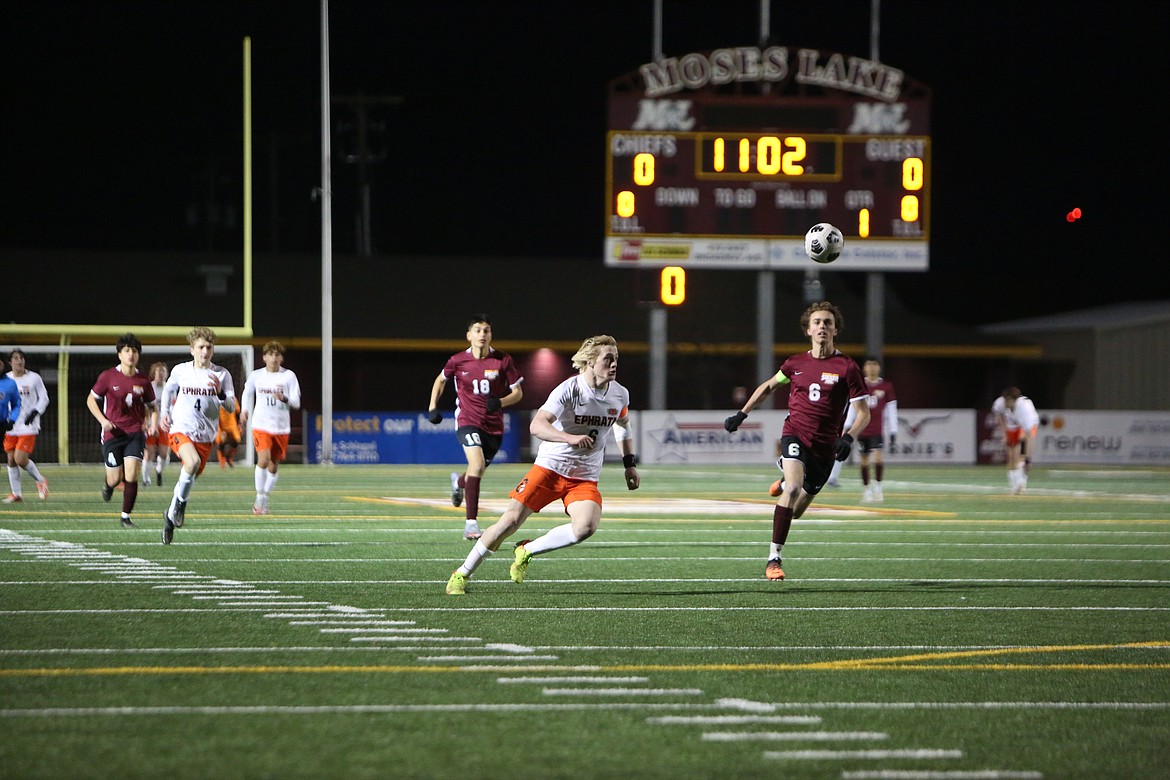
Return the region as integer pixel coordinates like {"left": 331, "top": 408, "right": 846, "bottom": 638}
{"left": 0, "top": 355, "right": 22, "bottom": 435}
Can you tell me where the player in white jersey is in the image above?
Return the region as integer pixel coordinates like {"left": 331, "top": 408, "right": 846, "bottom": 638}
{"left": 992, "top": 386, "right": 1040, "bottom": 494}
{"left": 159, "top": 326, "right": 236, "bottom": 544}
{"left": 143, "top": 362, "right": 171, "bottom": 487}
{"left": 3, "top": 349, "right": 51, "bottom": 503}
{"left": 446, "top": 335, "right": 640, "bottom": 595}
{"left": 240, "top": 341, "right": 302, "bottom": 515}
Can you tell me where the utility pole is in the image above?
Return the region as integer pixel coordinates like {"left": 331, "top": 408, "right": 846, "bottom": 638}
{"left": 332, "top": 92, "right": 403, "bottom": 256}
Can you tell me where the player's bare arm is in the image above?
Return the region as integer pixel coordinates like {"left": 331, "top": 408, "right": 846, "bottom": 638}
{"left": 615, "top": 417, "right": 640, "bottom": 490}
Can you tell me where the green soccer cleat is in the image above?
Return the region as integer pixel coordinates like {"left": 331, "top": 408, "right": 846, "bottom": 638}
{"left": 446, "top": 570, "right": 468, "bottom": 596}
{"left": 509, "top": 540, "right": 533, "bottom": 584}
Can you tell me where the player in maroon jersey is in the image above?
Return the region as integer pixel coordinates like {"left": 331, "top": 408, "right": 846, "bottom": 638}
{"left": 85, "top": 333, "right": 158, "bottom": 528}
{"left": 826, "top": 355, "right": 899, "bottom": 500}
{"left": 427, "top": 314, "right": 524, "bottom": 540}
{"left": 724, "top": 301, "right": 870, "bottom": 581}
{"left": 854, "top": 357, "right": 898, "bottom": 502}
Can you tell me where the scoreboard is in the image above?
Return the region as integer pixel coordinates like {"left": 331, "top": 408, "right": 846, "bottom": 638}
{"left": 605, "top": 47, "right": 932, "bottom": 271}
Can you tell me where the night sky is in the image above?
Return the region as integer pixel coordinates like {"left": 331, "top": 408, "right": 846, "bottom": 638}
{"left": 4, "top": 0, "right": 1167, "bottom": 325}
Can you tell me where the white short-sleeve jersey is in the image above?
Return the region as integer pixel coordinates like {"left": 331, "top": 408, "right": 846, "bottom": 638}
{"left": 241, "top": 366, "right": 302, "bottom": 435}
{"left": 992, "top": 395, "right": 1040, "bottom": 430}
{"left": 533, "top": 374, "right": 631, "bottom": 482}
{"left": 163, "top": 361, "right": 236, "bottom": 443}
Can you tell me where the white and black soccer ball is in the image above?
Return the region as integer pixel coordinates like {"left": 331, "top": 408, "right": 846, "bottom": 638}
{"left": 804, "top": 222, "right": 844, "bottom": 264}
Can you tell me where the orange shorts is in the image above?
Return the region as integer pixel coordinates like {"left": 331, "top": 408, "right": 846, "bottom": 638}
{"left": 510, "top": 464, "right": 602, "bottom": 515}
{"left": 253, "top": 430, "right": 290, "bottom": 463}
{"left": 168, "top": 432, "right": 213, "bottom": 476}
{"left": 146, "top": 420, "right": 170, "bottom": 447}
{"left": 1004, "top": 426, "right": 1038, "bottom": 447}
{"left": 4, "top": 434, "right": 36, "bottom": 455}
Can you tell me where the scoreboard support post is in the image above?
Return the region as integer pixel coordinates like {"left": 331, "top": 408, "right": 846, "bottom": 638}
{"left": 756, "top": 271, "right": 775, "bottom": 386}
{"left": 648, "top": 305, "right": 667, "bottom": 409}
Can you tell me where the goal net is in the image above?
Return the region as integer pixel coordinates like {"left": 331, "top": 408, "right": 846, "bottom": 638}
{"left": 2, "top": 344, "right": 254, "bottom": 465}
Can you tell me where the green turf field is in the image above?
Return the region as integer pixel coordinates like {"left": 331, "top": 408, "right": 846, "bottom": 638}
{"left": 1, "top": 462, "right": 1167, "bottom": 779}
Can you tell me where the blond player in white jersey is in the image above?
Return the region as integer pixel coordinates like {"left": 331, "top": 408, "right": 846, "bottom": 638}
{"left": 992, "top": 386, "right": 1040, "bottom": 494}
{"left": 3, "top": 349, "right": 51, "bottom": 503}
{"left": 159, "top": 326, "right": 236, "bottom": 544}
{"left": 446, "top": 335, "right": 640, "bottom": 595}
{"left": 240, "top": 341, "right": 302, "bottom": 515}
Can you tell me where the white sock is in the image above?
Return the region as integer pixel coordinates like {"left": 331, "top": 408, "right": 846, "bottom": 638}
{"left": 770, "top": 542, "right": 783, "bottom": 560}
{"left": 523, "top": 523, "right": 581, "bottom": 555}
{"left": 173, "top": 469, "right": 195, "bottom": 504}
{"left": 458, "top": 541, "right": 493, "bottom": 575}
{"left": 254, "top": 466, "right": 266, "bottom": 494}
{"left": 264, "top": 470, "right": 279, "bottom": 496}
{"left": 25, "top": 461, "right": 45, "bottom": 483}
{"left": 7, "top": 466, "right": 19, "bottom": 495}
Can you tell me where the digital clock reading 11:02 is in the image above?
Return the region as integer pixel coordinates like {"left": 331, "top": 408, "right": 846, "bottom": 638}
{"left": 604, "top": 46, "right": 932, "bottom": 272}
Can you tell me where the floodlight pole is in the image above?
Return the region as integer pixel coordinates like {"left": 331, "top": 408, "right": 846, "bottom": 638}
{"left": 320, "top": 0, "right": 334, "bottom": 465}
{"left": 865, "top": 0, "right": 886, "bottom": 363}
{"left": 755, "top": 0, "right": 776, "bottom": 392}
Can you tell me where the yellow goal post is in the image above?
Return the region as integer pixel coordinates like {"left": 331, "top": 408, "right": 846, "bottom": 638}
{"left": 1, "top": 342, "right": 255, "bottom": 465}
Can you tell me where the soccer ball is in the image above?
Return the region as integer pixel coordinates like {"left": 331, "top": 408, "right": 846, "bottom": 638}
{"left": 804, "top": 222, "right": 844, "bottom": 264}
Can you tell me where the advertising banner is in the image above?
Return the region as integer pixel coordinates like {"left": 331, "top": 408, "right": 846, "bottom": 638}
{"left": 638, "top": 410, "right": 786, "bottom": 465}
{"left": 979, "top": 409, "right": 1170, "bottom": 465}
{"left": 886, "top": 409, "right": 977, "bottom": 464}
{"left": 306, "top": 412, "right": 520, "bottom": 465}
{"left": 636, "top": 409, "right": 977, "bottom": 465}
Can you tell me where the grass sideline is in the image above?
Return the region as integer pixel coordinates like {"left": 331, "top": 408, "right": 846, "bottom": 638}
{"left": 1, "top": 461, "right": 1168, "bottom": 780}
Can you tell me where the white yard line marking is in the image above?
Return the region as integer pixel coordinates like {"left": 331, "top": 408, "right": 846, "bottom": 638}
{"left": 348, "top": 636, "right": 483, "bottom": 643}
{"left": 419, "top": 656, "right": 562, "bottom": 662}
{"left": 542, "top": 687, "right": 703, "bottom": 697}
{"left": 764, "top": 749, "right": 962, "bottom": 760}
{"left": 702, "top": 730, "right": 888, "bottom": 741}
{"left": 288, "top": 620, "right": 416, "bottom": 626}
{"left": 318, "top": 628, "right": 448, "bottom": 634}
{"left": 498, "top": 676, "right": 649, "bottom": 684}
{"left": 0, "top": 702, "right": 795, "bottom": 718}
{"left": 842, "top": 772, "right": 1043, "bottom": 779}
{"left": 649, "top": 715, "right": 821, "bottom": 724}
{"left": 0, "top": 531, "right": 470, "bottom": 660}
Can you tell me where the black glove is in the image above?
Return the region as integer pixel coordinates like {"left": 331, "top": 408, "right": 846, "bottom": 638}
{"left": 833, "top": 433, "right": 854, "bottom": 462}
{"left": 24, "top": 409, "right": 39, "bottom": 425}
{"left": 428, "top": 408, "right": 442, "bottom": 425}
{"left": 724, "top": 411, "right": 748, "bottom": 432}
{"left": 888, "top": 434, "right": 896, "bottom": 448}
{"left": 1, "top": 418, "right": 13, "bottom": 432}
{"left": 484, "top": 396, "right": 501, "bottom": 412}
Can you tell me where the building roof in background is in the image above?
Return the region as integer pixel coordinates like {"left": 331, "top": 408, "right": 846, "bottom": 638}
{"left": 980, "top": 300, "right": 1170, "bottom": 335}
